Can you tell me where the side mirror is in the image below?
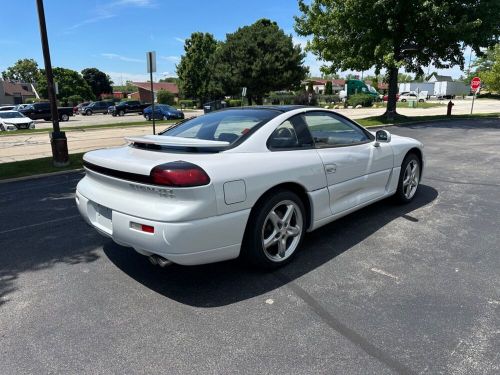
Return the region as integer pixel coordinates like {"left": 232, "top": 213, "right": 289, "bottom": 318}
{"left": 375, "top": 129, "right": 391, "bottom": 146}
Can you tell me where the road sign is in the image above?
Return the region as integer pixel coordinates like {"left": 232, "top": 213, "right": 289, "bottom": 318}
{"left": 471, "top": 77, "right": 481, "bottom": 91}
{"left": 146, "top": 51, "right": 156, "bottom": 73}
{"left": 242, "top": 87, "right": 247, "bottom": 97}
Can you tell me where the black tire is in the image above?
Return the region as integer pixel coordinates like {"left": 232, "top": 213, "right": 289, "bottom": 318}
{"left": 145, "top": 114, "right": 151, "bottom": 121}
{"left": 162, "top": 115, "right": 168, "bottom": 121}
{"left": 60, "top": 114, "right": 69, "bottom": 122}
{"left": 43, "top": 117, "right": 50, "bottom": 121}
{"left": 119, "top": 110, "right": 125, "bottom": 116}
{"left": 395, "top": 153, "right": 421, "bottom": 203}
{"left": 401, "top": 99, "right": 407, "bottom": 102}
{"left": 112, "top": 113, "right": 117, "bottom": 117}
{"left": 241, "top": 189, "right": 306, "bottom": 269}
{"left": 418, "top": 99, "right": 424, "bottom": 103}
{"left": 85, "top": 109, "right": 92, "bottom": 116}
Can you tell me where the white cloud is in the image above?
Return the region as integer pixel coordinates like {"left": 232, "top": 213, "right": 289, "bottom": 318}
{"left": 106, "top": 71, "right": 152, "bottom": 85}
{"left": 101, "top": 53, "right": 144, "bottom": 63}
{"left": 161, "top": 56, "right": 180, "bottom": 63}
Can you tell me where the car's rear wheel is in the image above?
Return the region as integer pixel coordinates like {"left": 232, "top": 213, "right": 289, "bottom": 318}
{"left": 242, "top": 190, "right": 305, "bottom": 269}
{"left": 395, "top": 153, "right": 421, "bottom": 203}
{"left": 60, "top": 114, "right": 69, "bottom": 122}
{"left": 119, "top": 110, "right": 125, "bottom": 116}
{"left": 145, "top": 114, "right": 151, "bottom": 121}
{"left": 401, "top": 99, "right": 407, "bottom": 102}
{"left": 162, "top": 115, "right": 168, "bottom": 120}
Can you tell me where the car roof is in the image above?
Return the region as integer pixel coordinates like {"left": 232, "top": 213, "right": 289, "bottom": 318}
{"left": 221, "top": 105, "right": 310, "bottom": 113}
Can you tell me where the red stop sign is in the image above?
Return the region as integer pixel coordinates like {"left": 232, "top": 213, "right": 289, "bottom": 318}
{"left": 471, "top": 77, "right": 481, "bottom": 91}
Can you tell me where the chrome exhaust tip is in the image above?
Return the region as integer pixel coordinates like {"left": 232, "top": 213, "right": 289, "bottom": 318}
{"left": 148, "top": 255, "right": 172, "bottom": 268}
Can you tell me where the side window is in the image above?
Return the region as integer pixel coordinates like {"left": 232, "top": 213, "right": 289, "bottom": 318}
{"left": 303, "top": 112, "right": 370, "bottom": 147}
{"left": 267, "top": 115, "right": 314, "bottom": 150}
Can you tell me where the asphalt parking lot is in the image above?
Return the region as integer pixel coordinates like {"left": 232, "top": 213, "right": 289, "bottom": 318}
{"left": 1, "top": 119, "right": 499, "bottom": 374}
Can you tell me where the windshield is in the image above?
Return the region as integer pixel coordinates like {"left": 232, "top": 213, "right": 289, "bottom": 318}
{"left": 0, "top": 112, "right": 25, "bottom": 119}
{"left": 162, "top": 109, "right": 280, "bottom": 144}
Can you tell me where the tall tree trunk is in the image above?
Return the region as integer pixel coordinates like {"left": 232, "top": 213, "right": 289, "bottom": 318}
{"left": 385, "top": 66, "right": 399, "bottom": 119}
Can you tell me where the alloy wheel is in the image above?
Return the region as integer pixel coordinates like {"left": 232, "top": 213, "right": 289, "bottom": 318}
{"left": 261, "top": 200, "right": 303, "bottom": 262}
{"left": 403, "top": 160, "right": 420, "bottom": 199}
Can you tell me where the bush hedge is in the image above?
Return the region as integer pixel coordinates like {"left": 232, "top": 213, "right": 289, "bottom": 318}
{"left": 347, "top": 93, "right": 373, "bottom": 107}
{"left": 228, "top": 99, "right": 242, "bottom": 107}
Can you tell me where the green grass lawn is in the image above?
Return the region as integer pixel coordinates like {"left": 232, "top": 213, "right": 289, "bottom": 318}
{"left": 0, "top": 152, "right": 85, "bottom": 180}
{"left": 0, "top": 119, "right": 177, "bottom": 137}
{"left": 357, "top": 112, "right": 500, "bottom": 127}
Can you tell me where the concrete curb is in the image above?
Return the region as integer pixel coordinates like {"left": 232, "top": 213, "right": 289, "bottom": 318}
{"left": 0, "top": 168, "right": 84, "bottom": 184}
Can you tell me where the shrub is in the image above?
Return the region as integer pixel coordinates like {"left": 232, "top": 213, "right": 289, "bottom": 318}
{"left": 156, "top": 89, "right": 175, "bottom": 105}
{"left": 325, "top": 81, "right": 333, "bottom": 95}
{"left": 228, "top": 99, "right": 242, "bottom": 107}
{"left": 67, "top": 95, "right": 83, "bottom": 106}
{"left": 347, "top": 93, "right": 373, "bottom": 107}
{"left": 179, "top": 99, "right": 196, "bottom": 108}
{"left": 317, "top": 94, "right": 340, "bottom": 104}
{"left": 293, "top": 91, "right": 318, "bottom": 106}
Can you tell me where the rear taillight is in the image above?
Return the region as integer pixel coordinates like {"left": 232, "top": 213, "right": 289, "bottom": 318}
{"left": 150, "top": 161, "right": 210, "bottom": 187}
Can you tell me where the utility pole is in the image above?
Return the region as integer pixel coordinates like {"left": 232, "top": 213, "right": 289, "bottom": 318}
{"left": 36, "top": 0, "right": 69, "bottom": 166}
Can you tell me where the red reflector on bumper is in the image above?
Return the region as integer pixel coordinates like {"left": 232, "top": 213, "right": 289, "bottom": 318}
{"left": 130, "top": 222, "right": 155, "bottom": 233}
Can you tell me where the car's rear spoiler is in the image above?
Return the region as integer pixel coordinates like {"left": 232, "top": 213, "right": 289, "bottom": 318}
{"left": 125, "top": 135, "right": 230, "bottom": 148}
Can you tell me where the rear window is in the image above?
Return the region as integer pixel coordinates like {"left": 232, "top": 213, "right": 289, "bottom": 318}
{"left": 162, "top": 109, "right": 280, "bottom": 145}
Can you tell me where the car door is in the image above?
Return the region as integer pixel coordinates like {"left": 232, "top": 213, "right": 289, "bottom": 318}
{"left": 301, "top": 111, "right": 393, "bottom": 215}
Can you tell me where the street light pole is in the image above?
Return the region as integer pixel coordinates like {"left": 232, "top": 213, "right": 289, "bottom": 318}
{"left": 36, "top": 0, "right": 69, "bottom": 166}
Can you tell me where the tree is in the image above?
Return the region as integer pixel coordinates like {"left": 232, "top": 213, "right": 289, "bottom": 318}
{"left": 397, "top": 73, "right": 413, "bottom": 83}
{"left": 214, "top": 19, "right": 308, "bottom": 104}
{"left": 82, "top": 68, "right": 113, "bottom": 98}
{"left": 295, "top": 0, "right": 500, "bottom": 118}
{"left": 325, "top": 81, "right": 333, "bottom": 94}
{"left": 477, "top": 44, "right": 500, "bottom": 92}
{"left": 176, "top": 32, "right": 221, "bottom": 106}
{"left": 1, "top": 58, "right": 40, "bottom": 83}
{"left": 156, "top": 89, "right": 175, "bottom": 105}
{"left": 159, "top": 77, "right": 179, "bottom": 85}
{"left": 37, "top": 67, "right": 94, "bottom": 100}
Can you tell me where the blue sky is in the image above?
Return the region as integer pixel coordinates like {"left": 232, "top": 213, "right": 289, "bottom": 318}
{"left": 0, "top": 0, "right": 471, "bottom": 84}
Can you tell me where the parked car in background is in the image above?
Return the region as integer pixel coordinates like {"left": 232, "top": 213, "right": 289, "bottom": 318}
{"left": 109, "top": 100, "right": 150, "bottom": 116}
{"left": 143, "top": 104, "right": 185, "bottom": 121}
{"left": 76, "top": 106, "right": 425, "bottom": 269}
{"left": 0, "top": 111, "right": 35, "bottom": 131}
{"left": 79, "top": 101, "right": 114, "bottom": 116}
{"left": 383, "top": 93, "right": 405, "bottom": 102}
{"left": 74, "top": 102, "right": 91, "bottom": 114}
{"left": 399, "top": 91, "right": 428, "bottom": 102}
{"left": 13, "top": 104, "right": 30, "bottom": 111}
{"left": 19, "top": 102, "right": 73, "bottom": 121}
{"left": 0, "top": 105, "right": 16, "bottom": 111}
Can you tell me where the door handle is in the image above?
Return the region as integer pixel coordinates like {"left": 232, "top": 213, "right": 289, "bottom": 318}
{"left": 325, "top": 164, "right": 337, "bottom": 174}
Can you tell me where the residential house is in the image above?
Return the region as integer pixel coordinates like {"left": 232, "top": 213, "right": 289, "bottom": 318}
{"left": 129, "top": 82, "right": 179, "bottom": 102}
{"left": 427, "top": 74, "right": 453, "bottom": 83}
{"left": 0, "top": 80, "right": 37, "bottom": 105}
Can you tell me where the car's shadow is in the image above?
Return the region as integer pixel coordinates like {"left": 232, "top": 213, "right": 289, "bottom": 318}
{"left": 103, "top": 185, "right": 438, "bottom": 307}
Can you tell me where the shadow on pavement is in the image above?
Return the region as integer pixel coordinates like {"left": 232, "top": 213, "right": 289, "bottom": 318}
{"left": 104, "top": 184, "right": 438, "bottom": 307}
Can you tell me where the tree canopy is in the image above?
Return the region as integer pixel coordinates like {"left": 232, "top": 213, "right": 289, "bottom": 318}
{"left": 81, "top": 68, "right": 113, "bottom": 98}
{"left": 37, "top": 67, "right": 94, "bottom": 101}
{"left": 156, "top": 89, "right": 175, "bottom": 105}
{"left": 176, "top": 32, "right": 221, "bottom": 105}
{"left": 214, "top": 19, "right": 308, "bottom": 104}
{"left": 295, "top": 0, "right": 500, "bottom": 117}
{"left": 476, "top": 44, "right": 500, "bottom": 92}
{"left": 1, "top": 58, "right": 40, "bottom": 83}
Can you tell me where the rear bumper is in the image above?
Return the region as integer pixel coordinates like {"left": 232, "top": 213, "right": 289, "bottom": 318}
{"left": 76, "top": 190, "right": 249, "bottom": 266}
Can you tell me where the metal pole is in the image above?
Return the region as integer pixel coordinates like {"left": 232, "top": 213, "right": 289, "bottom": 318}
{"left": 36, "top": 0, "right": 68, "bottom": 166}
{"left": 150, "top": 66, "right": 155, "bottom": 135}
{"left": 470, "top": 90, "right": 476, "bottom": 115}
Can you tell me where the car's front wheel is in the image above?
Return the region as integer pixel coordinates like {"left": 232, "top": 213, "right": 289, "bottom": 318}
{"left": 242, "top": 190, "right": 305, "bottom": 269}
{"left": 162, "top": 115, "right": 168, "bottom": 120}
{"left": 395, "top": 153, "right": 421, "bottom": 203}
{"left": 60, "top": 114, "right": 69, "bottom": 122}
{"left": 85, "top": 109, "right": 92, "bottom": 116}
{"left": 145, "top": 114, "right": 151, "bottom": 121}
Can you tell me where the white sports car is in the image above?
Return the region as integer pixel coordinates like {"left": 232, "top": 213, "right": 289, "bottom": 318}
{"left": 76, "top": 106, "right": 424, "bottom": 269}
